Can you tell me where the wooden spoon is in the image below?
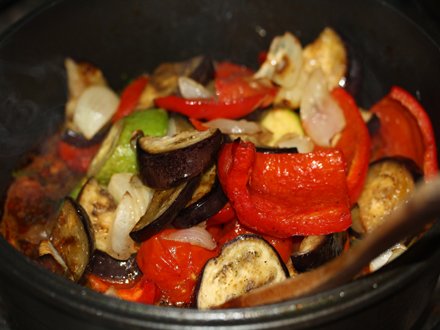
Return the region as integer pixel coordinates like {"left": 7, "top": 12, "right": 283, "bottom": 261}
{"left": 218, "top": 176, "right": 440, "bottom": 309}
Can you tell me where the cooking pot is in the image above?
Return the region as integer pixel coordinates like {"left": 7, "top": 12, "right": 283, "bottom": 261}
{"left": 0, "top": 0, "right": 439, "bottom": 329}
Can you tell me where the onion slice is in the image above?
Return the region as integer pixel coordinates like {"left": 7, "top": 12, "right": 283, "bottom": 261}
{"left": 254, "top": 32, "right": 303, "bottom": 88}
{"left": 204, "top": 118, "right": 262, "bottom": 135}
{"left": 73, "top": 85, "right": 120, "bottom": 139}
{"left": 108, "top": 174, "right": 154, "bottom": 260}
{"left": 178, "top": 76, "right": 213, "bottom": 99}
{"left": 300, "top": 69, "right": 345, "bottom": 146}
{"left": 164, "top": 226, "right": 217, "bottom": 250}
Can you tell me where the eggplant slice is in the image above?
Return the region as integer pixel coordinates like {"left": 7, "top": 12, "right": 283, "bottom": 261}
{"left": 172, "top": 165, "right": 228, "bottom": 228}
{"left": 291, "top": 232, "right": 347, "bottom": 273}
{"left": 196, "top": 234, "right": 289, "bottom": 309}
{"left": 77, "top": 178, "right": 116, "bottom": 256}
{"left": 87, "top": 250, "right": 142, "bottom": 285}
{"left": 130, "top": 176, "right": 200, "bottom": 242}
{"left": 137, "top": 128, "right": 223, "bottom": 189}
{"left": 49, "top": 197, "right": 94, "bottom": 282}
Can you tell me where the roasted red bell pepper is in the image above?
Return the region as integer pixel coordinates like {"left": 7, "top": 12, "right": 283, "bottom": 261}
{"left": 155, "top": 90, "right": 275, "bottom": 120}
{"left": 206, "top": 202, "right": 236, "bottom": 226}
{"left": 217, "top": 140, "right": 351, "bottom": 238}
{"left": 87, "top": 274, "right": 158, "bottom": 305}
{"left": 136, "top": 229, "right": 218, "bottom": 305}
{"left": 332, "top": 87, "right": 371, "bottom": 205}
{"left": 112, "top": 75, "right": 148, "bottom": 122}
{"left": 155, "top": 61, "right": 276, "bottom": 120}
{"left": 389, "top": 86, "right": 438, "bottom": 178}
{"left": 370, "top": 86, "right": 438, "bottom": 179}
{"left": 215, "top": 61, "right": 254, "bottom": 79}
{"left": 57, "top": 141, "right": 99, "bottom": 173}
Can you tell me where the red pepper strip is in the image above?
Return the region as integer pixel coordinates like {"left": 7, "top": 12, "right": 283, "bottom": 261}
{"left": 332, "top": 87, "right": 371, "bottom": 205}
{"left": 154, "top": 92, "right": 273, "bottom": 120}
{"left": 206, "top": 202, "right": 236, "bottom": 226}
{"left": 112, "top": 75, "right": 148, "bottom": 122}
{"left": 188, "top": 117, "right": 209, "bottom": 131}
{"left": 215, "top": 61, "right": 254, "bottom": 79}
{"left": 370, "top": 96, "right": 424, "bottom": 166}
{"left": 217, "top": 141, "right": 351, "bottom": 238}
{"left": 389, "top": 86, "right": 438, "bottom": 178}
{"left": 87, "top": 274, "right": 158, "bottom": 304}
{"left": 57, "top": 141, "right": 99, "bottom": 173}
{"left": 116, "top": 278, "right": 158, "bottom": 304}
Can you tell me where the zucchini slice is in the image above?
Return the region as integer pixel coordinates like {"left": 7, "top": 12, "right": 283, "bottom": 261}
{"left": 196, "top": 234, "right": 289, "bottom": 309}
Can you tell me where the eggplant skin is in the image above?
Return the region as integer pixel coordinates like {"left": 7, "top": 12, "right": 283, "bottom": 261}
{"left": 87, "top": 250, "right": 141, "bottom": 285}
{"left": 172, "top": 172, "right": 228, "bottom": 229}
{"left": 137, "top": 129, "right": 223, "bottom": 189}
{"left": 291, "top": 232, "right": 347, "bottom": 273}
{"left": 50, "top": 197, "right": 94, "bottom": 282}
{"left": 195, "top": 234, "right": 288, "bottom": 309}
{"left": 130, "top": 177, "right": 200, "bottom": 242}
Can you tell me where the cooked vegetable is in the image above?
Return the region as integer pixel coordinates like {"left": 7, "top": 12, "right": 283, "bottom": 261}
{"left": 64, "top": 58, "right": 107, "bottom": 129}
{"left": 217, "top": 140, "right": 351, "bottom": 237}
{"left": 138, "top": 55, "right": 215, "bottom": 109}
{"left": 112, "top": 75, "right": 149, "bottom": 122}
{"left": 173, "top": 166, "right": 227, "bottom": 228}
{"left": 130, "top": 177, "right": 200, "bottom": 242}
{"left": 137, "top": 128, "right": 223, "bottom": 189}
{"left": 178, "top": 76, "right": 213, "bottom": 99}
{"left": 73, "top": 85, "right": 120, "bottom": 139}
{"left": 260, "top": 108, "right": 304, "bottom": 146}
{"left": 87, "top": 250, "right": 142, "bottom": 285}
{"left": 357, "top": 159, "right": 416, "bottom": 233}
{"left": 58, "top": 140, "right": 100, "bottom": 173}
{"left": 155, "top": 61, "right": 277, "bottom": 120}
{"left": 291, "top": 232, "right": 347, "bottom": 272}
{"left": 302, "top": 27, "right": 347, "bottom": 90}
{"left": 300, "top": 68, "right": 346, "bottom": 147}
{"left": 109, "top": 174, "right": 153, "bottom": 260}
{"left": 136, "top": 228, "right": 218, "bottom": 305}
{"left": 61, "top": 126, "right": 109, "bottom": 148}
{"left": 371, "top": 86, "right": 438, "bottom": 179}
{"left": 77, "top": 178, "right": 116, "bottom": 255}
{"left": 332, "top": 87, "right": 371, "bottom": 204}
{"left": 88, "top": 109, "right": 169, "bottom": 185}
{"left": 163, "top": 226, "right": 216, "bottom": 250}
{"left": 196, "top": 234, "right": 289, "bottom": 309}
{"left": 49, "top": 197, "right": 94, "bottom": 282}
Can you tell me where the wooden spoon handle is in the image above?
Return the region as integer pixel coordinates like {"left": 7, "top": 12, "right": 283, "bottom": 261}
{"left": 218, "top": 176, "right": 440, "bottom": 309}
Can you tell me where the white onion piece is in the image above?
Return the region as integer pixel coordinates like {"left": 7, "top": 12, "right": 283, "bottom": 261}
{"left": 164, "top": 226, "right": 217, "bottom": 250}
{"left": 254, "top": 32, "right": 303, "bottom": 88}
{"left": 276, "top": 135, "right": 315, "bottom": 154}
{"left": 73, "top": 85, "right": 120, "bottom": 139}
{"left": 178, "top": 76, "right": 213, "bottom": 99}
{"left": 300, "top": 69, "right": 346, "bottom": 147}
{"left": 108, "top": 174, "right": 153, "bottom": 260}
{"left": 370, "top": 243, "right": 407, "bottom": 272}
{"left": 110, "top": 192, "right": 139, "bottom": 260}
{"left": 204, "top": 118, "right": 262, "bottom": 135}
{"left": 39, "top": 240, "right": 69, "bottom": 272}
